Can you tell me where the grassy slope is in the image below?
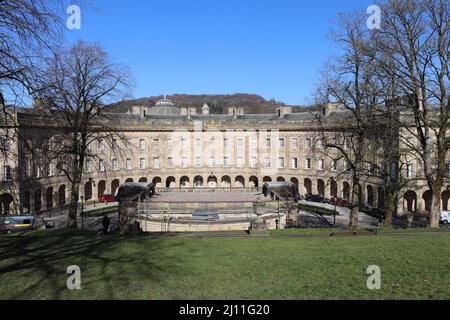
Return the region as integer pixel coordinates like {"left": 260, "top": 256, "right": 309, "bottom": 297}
{"left": 1, "top": 230, "right": 450, "bottom": 300}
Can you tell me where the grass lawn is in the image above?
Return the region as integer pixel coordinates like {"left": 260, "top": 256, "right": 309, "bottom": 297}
{"left": 1, "top": 229, "right": 450, "bottom": 300}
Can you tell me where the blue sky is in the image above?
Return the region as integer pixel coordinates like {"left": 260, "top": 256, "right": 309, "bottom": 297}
{"left": 67, "top": 0, "right": 373, "bottom": 105}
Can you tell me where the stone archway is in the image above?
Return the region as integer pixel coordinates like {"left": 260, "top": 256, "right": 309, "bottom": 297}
{"left": 263, "top": 176, "right": 272, "bottom": 183}
{"left": 125, "top": 178, "right": 134, "bottom": 183}
{"left": 46, "top": 187, "right": 54, "bottom": 210}
{"left": 0, "top": 193, "right": 14, "bottom": 215}
{"left": 34, "top": 189, "right": 42, "bottom": 213}
{"left": 249, "top": 176, "right": 259, "bottom": 188}
{"left": 221, "top": 176, "right": 231, "bottom": 188}
{"left": 194, "top": 176, "right": 204, "bottom": 188}
{"left": 404, "top": 190, "right": 417, "bottom": 212}
{"left": 367, "top": 185, "right": 374, "bottom": 207}
{"left": 180, "top": 176, "right": 190, "bottom": 188}
{"left": 317, "top": 179, "right": 325, "bottom": 196}
{"left": 166, "top": 176, "right": 176, "bottom": 188}
{"left": 442, "top": 190, "right": 450, "bottom": 211}
{"left": 23, "top": 191, "right": 31, "bottom": 213}
{"left": 152, "top": 177, "right": 162, "bottom": 188}
{"left": 330, "top": 179, "right": 338, "bottom": 198}
{"left": 422, "top": 190, "right": 432, "bottom": 212}
{"left": 139, "top": 177, "right": 148, "bottom": 183}
{"left": 304, "top": 178, "right": 312, "bottom": 195}
{"left": 84, "top": 181, "right": 93, "bottom": 201}
{"left": 97, "top": 181, "right": 106, "bottom": 199}
{"left": 235, "top": 176, "right": 245, "bottom": 188}
{"left": 343, "top": 182, "right": 350, "bottom": 200}
{"left": 111, "top": 179, "right": 120, "bottom": 195}
{"left": 58, "top": 185, "right": 66, "bottom": 207}
{"left": 207, "top": 176, "right": 218, "bottom": 188}
{"left": 290, "top": 178, "right": 299, "bottom": 190}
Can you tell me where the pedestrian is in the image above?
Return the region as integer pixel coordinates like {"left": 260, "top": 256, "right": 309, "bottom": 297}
{"left": 378, "top": 214, "right": 384, "bottom": 226}
{"left": 102, "top": 214, "right": 110, "bottom": 234}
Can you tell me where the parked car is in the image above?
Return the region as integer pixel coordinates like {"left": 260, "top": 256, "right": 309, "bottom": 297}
{"left": 359, "top": 205, "right": 370, "bottom": 213}
{"left": 440, "top": 211, "right": 450, "bottom": 225}
{"left": 329, "top": 197, "right": 349, "bottom": 207}
{"left": 98, "top": 194, "right": 117, "bottom": 203}
{"left": 0, "top": 215, "right": 37, "bottom": 234}
{"left": 305, "top": 194, "right": 327, "bottom": 203}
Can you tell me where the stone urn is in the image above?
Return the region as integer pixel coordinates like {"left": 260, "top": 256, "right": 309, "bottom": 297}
{"left": 252, "top": 196, "right": 267, "bottom": 216}
{"left": 405, "top": 212, "right": 415, "bottom": 228}
{"left": 119, "top": 201, "right": 140, "bottom": 235}
{"left": 249, "top": 217, "right": 268, "bottom": 235}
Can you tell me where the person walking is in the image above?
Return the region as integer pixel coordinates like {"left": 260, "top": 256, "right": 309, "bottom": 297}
{"left": 102, "top": 215, "right": 111, "bottom": 234}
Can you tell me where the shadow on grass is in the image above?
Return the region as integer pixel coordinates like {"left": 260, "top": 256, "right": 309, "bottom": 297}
{"left": 0, "top": 230, "right": 185, "bottom": 299}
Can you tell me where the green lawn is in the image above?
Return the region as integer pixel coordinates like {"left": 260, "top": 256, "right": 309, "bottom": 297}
{"left": 1, "top": 229, "right": 450, "bottom": 300}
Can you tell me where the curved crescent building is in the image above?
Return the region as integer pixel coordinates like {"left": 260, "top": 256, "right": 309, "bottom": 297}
{"left": 0, "top": 96, "right": 448, "bottom": 216}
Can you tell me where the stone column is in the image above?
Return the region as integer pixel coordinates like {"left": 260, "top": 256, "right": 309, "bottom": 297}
{"left": 416, "top": 196, "right": 424, "bottom": 213}
{"left": 324, "top": 181, "right": 331, "bottom": 199}
{"left": 336, "top": 182, "right": 342, "bottom": 199}
{"left": 42, "top": 191, "right": 47, "bottom": 212}
{"left": 398, "top": 197, "right": 405, "bottom": 216}
{"left": 310, "top": 179, "right": 316, "bottom": 195}
{"left": 92, "top": 181, "right": 98, "bottom": 202}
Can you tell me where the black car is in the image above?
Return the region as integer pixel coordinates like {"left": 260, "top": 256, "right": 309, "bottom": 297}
{"left": 305, "top": 194, "right": 326, "bottom": 203}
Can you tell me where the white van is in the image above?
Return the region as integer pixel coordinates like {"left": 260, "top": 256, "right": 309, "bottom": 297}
{"left": 440, "top": 211, "right": 450, "bottom": 225}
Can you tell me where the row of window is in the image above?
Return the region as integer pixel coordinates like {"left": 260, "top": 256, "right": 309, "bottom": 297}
{"left": 94, "top": 137, "right": 352, "bottom": 152}
{"left": 81, "top": 157, "right": 344, "bottom": 171}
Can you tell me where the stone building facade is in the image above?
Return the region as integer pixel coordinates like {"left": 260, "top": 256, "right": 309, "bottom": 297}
{"left": 0, "top": 96, "right": 448, "bottom": 216}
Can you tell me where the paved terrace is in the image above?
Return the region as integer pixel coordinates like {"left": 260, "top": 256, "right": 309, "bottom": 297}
{"left": 150, "top": 191, "right": 268, "bottom": 203}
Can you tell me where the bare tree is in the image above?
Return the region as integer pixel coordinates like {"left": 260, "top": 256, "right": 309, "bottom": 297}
{"left": 374, "top": 0, "right": 449, "bottom": 228}
{"left": 34, "top": 41, "right": 131, "bottom": 228}
{"left": 0, "top": 0, "right": 63, "bottom": 158}
{"left": 314, "top": 12, "right": 384, "bottom": 230}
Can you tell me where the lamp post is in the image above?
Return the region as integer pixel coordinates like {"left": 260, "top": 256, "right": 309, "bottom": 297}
{"left": 80, "top": 196, "right": 84, "bottom": 230}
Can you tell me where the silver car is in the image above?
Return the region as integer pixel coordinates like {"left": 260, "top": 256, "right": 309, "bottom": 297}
{"left": 440, "top": 211, "right": 450, "bottom": 225}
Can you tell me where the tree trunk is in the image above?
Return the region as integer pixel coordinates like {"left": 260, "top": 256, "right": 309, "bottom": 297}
{"left": 348, "top": 179, "right": 360, "bottom": 231}
{"left": 428, "top": 188, "right": 441, "bottom": 228}
{"left": 67, "top": 182, "right": 79, "bottom": 229}
{"left": 383, "top": 190, "right": 395, "bottom": 228}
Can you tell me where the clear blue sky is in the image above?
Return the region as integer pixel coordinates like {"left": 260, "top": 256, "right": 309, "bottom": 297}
{"left": 67, "top": 0, "right": 373, "bottom": 105}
